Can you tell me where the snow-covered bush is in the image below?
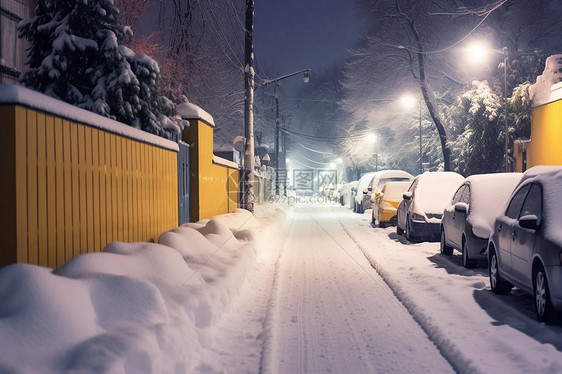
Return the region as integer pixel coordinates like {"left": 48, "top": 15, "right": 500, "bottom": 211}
{"left": 17, "top": 0, "right": 184, "bottom": 137}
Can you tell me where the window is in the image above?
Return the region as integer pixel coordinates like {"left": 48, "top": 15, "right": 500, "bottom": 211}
{"left": 451, "top": 185, "right": 466, "bottom": 204}
{"left": 1, "top": 0, "right": 31, "bottom": 82}
{"left": 520, "top": 183, "right": 542, "bottom": 219}
{"left": 506, "top": 184, "right": 531, "bottom": 219}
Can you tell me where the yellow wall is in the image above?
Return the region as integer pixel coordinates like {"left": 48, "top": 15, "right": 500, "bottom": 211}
{"left": 185, "top": 119, "right": 239, "bottom": 221}
{"left": 515, "top": 100, "right": 562, "bottom": 172}
{"left": 529, "top": 100, "right": 562, "bottom": 167}
{"left": 0, "top": 104, "right": 178, "bottom": 268}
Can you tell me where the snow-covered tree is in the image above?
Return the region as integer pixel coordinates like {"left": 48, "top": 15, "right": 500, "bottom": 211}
{"left": 18, "top": 0, "right": 184, "bottom": 136}
{"left": 446, "top": 81, "right": 504, "bottom": 176}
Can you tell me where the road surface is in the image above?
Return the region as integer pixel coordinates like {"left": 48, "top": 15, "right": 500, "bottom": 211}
{"left": 198, "top": 204, "right": 454, "bottom": 373}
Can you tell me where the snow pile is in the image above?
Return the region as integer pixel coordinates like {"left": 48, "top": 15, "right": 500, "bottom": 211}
{"left": 465, "top": 173, "right": 522, "bottom": 238}
{"left": 176, "top": 102, "right": 215, "bottom": 126}
{"left": 529, "top": 54, "right": 562, "bottom": 107}
{"left": 0, "top": 206, "right": 283, "bottom": 374}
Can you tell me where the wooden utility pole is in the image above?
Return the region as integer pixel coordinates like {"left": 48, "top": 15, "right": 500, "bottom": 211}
{"left": 243, "top": 0, "right": 255, "bottom": 212}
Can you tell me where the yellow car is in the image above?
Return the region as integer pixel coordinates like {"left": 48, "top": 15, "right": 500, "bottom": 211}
{"left": 371, "top": 181, "right": 411, "bottom": 227}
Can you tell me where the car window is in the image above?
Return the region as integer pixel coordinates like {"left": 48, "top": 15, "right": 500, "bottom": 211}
{"left": 408, "top": 179, "right": 418, "bottom": 193}
{"left": 461, "top": 185, "right": 471, "bottom": 204}
{"left": 451, "top": 185, "right": 466, "bottom": 204}
{"left": 506, "top": 184, "right": 531, "bottom": 219}
{"left": 520, "top": 183, "right": 542, "bottom": 219}
{"left": 376, "top": 177, "right": 412, "bottom": 190}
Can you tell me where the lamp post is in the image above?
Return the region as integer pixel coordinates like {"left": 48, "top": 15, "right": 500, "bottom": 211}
{"left": 259, "top": 69, "right": 311, "bottom": 195}
{"left": 466, "top": 42, "right": 510, "bottom": 172}
{"left": 401, "top": 95, "right": 423, "bottom": 174}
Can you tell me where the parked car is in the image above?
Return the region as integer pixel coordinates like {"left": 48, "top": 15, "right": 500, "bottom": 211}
{"left": 362, "top": 170, "right": 414, "bottom": 211}
{"left": 397, "top": 172, "right": 464, "bottom": 241}
{"left": 371, "top": 181, "right": 411, "bottom": 227}
{"left": 353, "top": 172, "right": 376, "bottom": 213}
{"left": 339, "top": 181, "right": 358, "bottom": 208}
{"left": 440, "top": 173, "right": 522, "bottom": 268}
{"left": 487, "top": 166, "right": 562, "bottom": 322}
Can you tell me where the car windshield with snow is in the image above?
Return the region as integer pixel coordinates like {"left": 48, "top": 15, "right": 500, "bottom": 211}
{"left": 397, "top": 172, "right": 464, "bottom": 242}
{"left": 361, "top": 170, "right": 414, "bottom": 213}
{"left": 371, "top": 181, "right": 411, "bottom": 228}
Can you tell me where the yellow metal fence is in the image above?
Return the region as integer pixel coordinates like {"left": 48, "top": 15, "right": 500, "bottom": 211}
{"left": 0, "top": 104, "right": 178, "bottom": 268}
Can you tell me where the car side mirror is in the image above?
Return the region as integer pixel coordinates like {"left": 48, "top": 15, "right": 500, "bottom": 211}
{"left": 368, "top": 187, "right": 373, "bottom": 192}
{"left": 519, "top": 214, "right": 540, "bottom": 230}
{"left": 454, "top": 202, "right": 468, "bottom": 214}
{"left": 403, "top": 192, "right": 412, "bottom": 200}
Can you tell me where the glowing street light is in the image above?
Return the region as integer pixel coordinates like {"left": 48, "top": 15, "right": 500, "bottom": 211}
{"left": 465, "top": 41, "right": 510, "bottom": 171}
{"left": 401, "top": 94, "right": 423, "bottom": 174}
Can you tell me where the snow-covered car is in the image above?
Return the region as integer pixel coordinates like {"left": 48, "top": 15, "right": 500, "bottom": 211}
{"left": 339, "top": 181, "right": 358, "bottom": 208}
{"left": 397, "top": 172, "right": 464, "bottom": 241}
{"left": 371, "top": 181, "right": 411, "bottom": 228}
{"left": 440, "top": 173, "right": 522, "bottom": 268}
{"left": 353, "top": 172, "right": 376, "bottom": 213}
{"left": 362, "top": 170, "right": 414, "bottom": 212}
{"left": 487, "top": 166, "right": 562, "bottom": 322}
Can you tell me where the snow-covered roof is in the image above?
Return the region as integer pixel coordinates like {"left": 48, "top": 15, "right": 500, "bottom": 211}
{"left": 0, "top": 84, "right": 178, "bottom": 152}
{"left": 529, "top": 54, "right": 562, "bottom": 107}
{"left": 176, "top": 102, "right": 215, "bottom": 127}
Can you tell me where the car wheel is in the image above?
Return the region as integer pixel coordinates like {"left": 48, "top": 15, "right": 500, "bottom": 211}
{"left": 535, "top": 266, "right": 556, "bottom": 323}
{"left": 462, "top": 238, "right": 476, "bottom": 268}
{"left": 489, "top": 246, "right": 512, "bottom": 295}
{"left": 440, "top": 229, "right": 453, "bottom": 255}
{"left": 405, "top": 216, "right": 414, "bottom": 242}
{"left": 396, "top": 222, "right": 404, "bottom": 235}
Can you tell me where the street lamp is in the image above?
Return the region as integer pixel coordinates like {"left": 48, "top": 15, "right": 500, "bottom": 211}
{"left": 258, "top": 69, "right": 312, "bottom": 195}
{"left": 466, "top": 42, "right": 509, "bottom": 172}
{"left": 401, "top": 95, "right": 423, "bottom": 174}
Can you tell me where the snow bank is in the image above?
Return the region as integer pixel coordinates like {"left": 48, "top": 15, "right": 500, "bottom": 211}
{"left": 529, "top": 55, "right": 562, "bottom": 107}
{"left": 0, "top": 205, "right": 284, "bottom": 374}
{"left": 0, "top": 84, "right": 178, "bottom": 152}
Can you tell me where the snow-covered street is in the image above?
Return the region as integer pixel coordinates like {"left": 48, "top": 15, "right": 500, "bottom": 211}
{"left": 199, "top": 202, "right": 562, "bottom": 374}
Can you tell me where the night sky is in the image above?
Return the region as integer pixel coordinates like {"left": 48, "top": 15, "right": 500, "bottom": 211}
{"left": 254, "top": 0, "right": 365, "bottom": 89}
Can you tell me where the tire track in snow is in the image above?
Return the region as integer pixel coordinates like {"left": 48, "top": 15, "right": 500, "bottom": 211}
{"left": 340, "top": 219, "right": 480, "bottom": 374}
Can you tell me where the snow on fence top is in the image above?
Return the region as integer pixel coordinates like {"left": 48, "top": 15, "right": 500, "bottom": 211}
{"left": 212, "top": 155, "right": 239, "bottom": 169}
{"left": 176, "top": 102, "right": 215, "bottom": 127}
{"left": 529, "top": 54, "right": 562, "bottom": 108}
{"left": 0, "top": 84, "right": 179, "bottom": 152}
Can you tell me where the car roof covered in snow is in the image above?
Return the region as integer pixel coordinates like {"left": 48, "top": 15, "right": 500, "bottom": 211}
{"left": 464, "top": 173, "right": 523, "bottom": 238}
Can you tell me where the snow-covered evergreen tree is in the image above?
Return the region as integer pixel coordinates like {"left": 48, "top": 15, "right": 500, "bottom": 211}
{"left": 447, "top": 81, "right": 504, "bottom": 176}
{"left": 17, "top": 0, "right": 184, "bottom": 136}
